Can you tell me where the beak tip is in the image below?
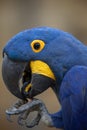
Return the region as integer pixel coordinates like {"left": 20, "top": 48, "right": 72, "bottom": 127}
{"left": 2, "top": 55, "right": 25, "bottom": 99}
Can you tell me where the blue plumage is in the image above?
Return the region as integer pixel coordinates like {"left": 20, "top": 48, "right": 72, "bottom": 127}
{"left": 3, "top": 27, "right": 87, "bottom": 129}
{"left": 59, "top": 66, "right": 87, "bottom": 130}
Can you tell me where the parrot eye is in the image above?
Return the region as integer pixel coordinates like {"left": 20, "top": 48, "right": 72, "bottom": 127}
{"left": 34, "top": 42, "right": 40, "bottom": 50}
{"left": 31, "top": 40, "right": 45, "bottom": 53}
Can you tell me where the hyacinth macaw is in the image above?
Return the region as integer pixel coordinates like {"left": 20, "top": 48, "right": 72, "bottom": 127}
{"left": 2, "top": 27, "right": 87, "bottom": 130}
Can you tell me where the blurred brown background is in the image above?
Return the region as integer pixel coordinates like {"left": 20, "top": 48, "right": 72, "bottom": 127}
{"left": 0, "top": 0, "right": 87, "bottom": 130}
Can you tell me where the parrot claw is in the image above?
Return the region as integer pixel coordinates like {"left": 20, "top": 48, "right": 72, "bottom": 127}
{"left": 6, "top": 107, "right": 18, "bottom": 115}
{"left": 6, "top": 98, "right": 52, "bottom": 128}
{"left": 6, "top": 99, "right": 28, "bottom": 115}
{"left": 6, "top": 107, "right": 19, "bottom": 122}
{"left": 6, "top": 99, "right": 28, "bottom": 123}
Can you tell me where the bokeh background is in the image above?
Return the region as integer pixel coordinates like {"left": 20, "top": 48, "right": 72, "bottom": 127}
{"left": 0, "top": 0, "right": 87, "bottom": 130}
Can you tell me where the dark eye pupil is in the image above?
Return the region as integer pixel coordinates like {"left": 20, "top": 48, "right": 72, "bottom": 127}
{"left": 34, "top": 43, "right": 40, "bottom": 50}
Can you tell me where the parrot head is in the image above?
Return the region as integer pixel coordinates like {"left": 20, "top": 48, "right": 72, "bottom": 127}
{"left": 2, "top": 26, "right": 83, "bottom": 100}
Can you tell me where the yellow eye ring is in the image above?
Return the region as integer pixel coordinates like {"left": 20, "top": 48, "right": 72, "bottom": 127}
{"left": 31, "top": 40, "right": 45, "bottom": 53}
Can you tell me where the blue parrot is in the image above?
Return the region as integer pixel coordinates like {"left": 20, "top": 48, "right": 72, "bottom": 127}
{"left": 2, "top": 27, "right": 87, "bottom": 130}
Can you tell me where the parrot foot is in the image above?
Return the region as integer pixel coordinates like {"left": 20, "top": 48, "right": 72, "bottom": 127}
{"left": 17, "top": 110, "right": 41, "bottom": 127}
{"left": 6, "top": 98, "right": 53, "bottom": 128}
{"left": 6, "top": 99, "right": 28, "bottom": 122}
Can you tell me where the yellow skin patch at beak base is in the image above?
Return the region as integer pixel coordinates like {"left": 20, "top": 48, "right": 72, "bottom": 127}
{"left": 30, "top": 60, "right": 56, "bottom": 80}
{"left": 24, "top": 60, "right": 56, "bottom": 93}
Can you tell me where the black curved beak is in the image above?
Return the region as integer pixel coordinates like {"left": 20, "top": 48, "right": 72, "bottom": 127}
{"left": 2, "top": 55, "right": 26, "bottom": 99}
{"left": 2, "top": 55, "right": 56, "bottom": 100}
